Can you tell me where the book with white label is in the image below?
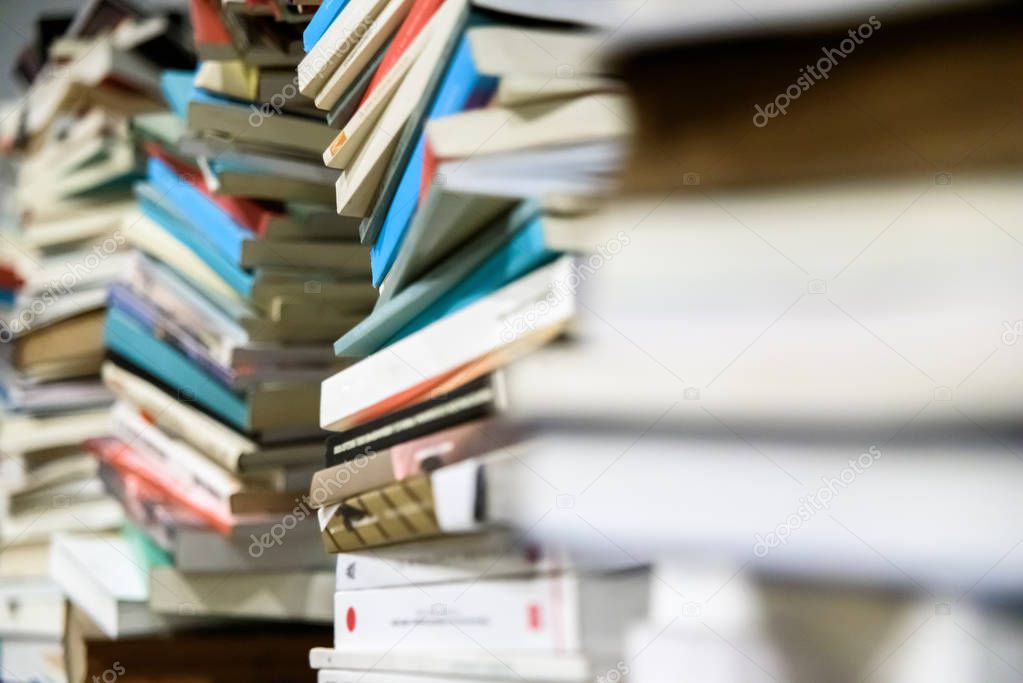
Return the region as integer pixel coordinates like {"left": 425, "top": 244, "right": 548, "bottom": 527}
{"left": 332, "top": 570, "right": 648, "bottom": 657}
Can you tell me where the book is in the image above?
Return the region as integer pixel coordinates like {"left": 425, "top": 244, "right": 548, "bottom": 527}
{"left": 330, "top": 570, "right": 649, "bottom": 655}
{"left": 148, "top": 567, "right": 334, "bottom": 622}
{"left": 331, "top": 532, "right": 627, "bottom": 591}
{"left": 297, "top": 0, "right": 392, "bottom": 96}
{"left": 49, "top": 533, "right": 188, "bottom": 639}
{"left": 102, "top": 362, "right": 323, "bottom": 473}
{"left": 310, "top": 653, "right": 589, "bottom": 682}
{"left": 104, "top": 306, "right": 321, "bottom": 437}
{"left": 334, "top": 202, "right": 557, "bottom": 357}
{"left": 320, "top": 256, "right": 575, "bottom": 430}
{"left": 367, "top": 33, "right": 497, "bottom": 281}
{"left": 319, "top": 474, "right": 440, "bottom": 552}
{"left": 323, "top": 374, "right": 497, "bottom": 467}
{"left": 304, "top": 0, "right": 352, "bottom": 51}
{"left": 432, "top": 429, "right": 1023, "bottom": 594}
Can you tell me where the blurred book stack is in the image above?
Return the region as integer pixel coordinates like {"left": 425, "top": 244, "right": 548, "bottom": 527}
{"left": 0, "top": 2, "right": 193, "bottom": 679}
{"left": 305, "top": 1, "right": 1023, "bottom": 682}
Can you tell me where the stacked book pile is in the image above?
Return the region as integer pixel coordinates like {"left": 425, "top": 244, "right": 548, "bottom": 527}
{"left": 297, "top": 1, "right": 644, "bottom": 680}
{"left": 2, "top": 0, "right": 358, "bottom": 680}
{"left": 0, "top": 2, "right": 192, "bottom": 677}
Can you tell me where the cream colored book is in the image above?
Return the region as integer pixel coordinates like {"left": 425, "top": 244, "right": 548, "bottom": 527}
{"left": 334, "top": 0, "right": 467, "bottom": 216}
{"left": 313, "top": 0, "right": 414, "bottom": 111}
{"left": 467, "top": 26, "right": 604, "bottom": 78}
{"left": 424, "top": 93, "right": 631, "bottom": 161}
{"left": 194, "top": 59, "right": 258, "bottom": 100}
{"left": 322, "top": 2, "right": 437, "bottom": 169}
{"left": 493, "top": 74, "right": 618, "bottom": 107}
{"left": 297, "top": 0, "right": 391, "bottom": 96}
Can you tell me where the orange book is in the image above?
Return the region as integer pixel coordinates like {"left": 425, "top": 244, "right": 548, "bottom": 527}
{"left": 86, "top": 437, "right": 235, "bottom": 535}
{"left": 359, "top": 0, "right": 445, "bottom": 107}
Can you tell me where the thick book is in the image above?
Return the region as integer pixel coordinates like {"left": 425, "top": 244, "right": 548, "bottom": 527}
{"left": 331, "top": 570, "right": 649, "bottom": 655}
{"left": 432, "top": 430, "right": 1023, "bottom": 595}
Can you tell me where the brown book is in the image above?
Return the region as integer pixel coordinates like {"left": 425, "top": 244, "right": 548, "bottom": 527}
{"left": 65, "top": 605, "right": 330, "bottom": 683}
{"left": 614, "top": 4, "right": 1023, "bottom": 193}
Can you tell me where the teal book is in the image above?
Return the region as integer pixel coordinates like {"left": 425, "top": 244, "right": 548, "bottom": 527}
{"left": 334, "top": 202, "right": 558, "bottom": 357}
{"left": 105, "top": 307, "right": 250, "bottom": 431}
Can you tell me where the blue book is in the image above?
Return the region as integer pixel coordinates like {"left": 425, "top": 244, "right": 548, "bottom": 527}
{"left": 370, "top": 36, "right": 497, "bottom": 286}
{"left": 146, "top": 158, "right": 253, "bottom": 265}
{"left": 303, "top": 0, "right": 350, "bottom": 52}
{"left": 334, "top": 202, "right": 557, "bottom": 356}
{"left": 160, "top": 70, "right": 194, "bottom": 119}
{"left": 135, "top": 184, "right": 254, "bottom": 297}
{"left": 105, "top": 307, "right": 250, "bottom": 431}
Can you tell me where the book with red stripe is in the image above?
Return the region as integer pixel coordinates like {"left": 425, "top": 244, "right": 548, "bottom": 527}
{"left": 331, "top": 570, "right": 649, "bottom": 660}
{"left": 360, "top": 0, "right": 445, "bottom": 107}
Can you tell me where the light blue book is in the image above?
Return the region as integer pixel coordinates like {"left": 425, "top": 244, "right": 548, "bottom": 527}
{"left": 105, "top": 307, "right": 250, "bottom": 431}
{"left": 160, "top": 70, "right": 194, "bottom": 119}
{"left": 370, "top": 35, "right": 497, "bottom": 285}
{"left": 146, "top": 158, "right": 253, "bottom": 264}
{"left": 303, "top": 0, "right": 351, "bottom": 52}
{"left": 135, "top": 184, "right": 254, "bottom": 297}
{"left": 334, "top": 202, "right": 558, "bottom": 356}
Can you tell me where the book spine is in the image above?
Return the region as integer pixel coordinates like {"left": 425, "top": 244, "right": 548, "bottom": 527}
{"left": 360, "top": 0, "right": 444, "bottom": 106}
{"left": 331, "top": 574, "right": 581, "bottom": 652}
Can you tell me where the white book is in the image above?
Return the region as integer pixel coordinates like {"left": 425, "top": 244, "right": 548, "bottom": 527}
{"left": 316, "top": 666, "right": 586, "bottom": 683}
{"left": 432, "top": 430, "right": 1023, "bottom": 595}
{"left": 322, "top": 0, "right": 438, "bottom": 169}
{"left": 0, "top": 637, "right": 66, "bottom": 683}
{"left": 313, "top": 0, "right": 414, "bottom": 111}
{"left": 333, "top": 532, "right": 631, "bottom": 591}
{"left": 0, "top": 580, "right": 65, "bottom": 640}
{"left": 320, "top": 256, "right": 576, "bottom": 431}
{"left": 310, "top": 651, "right": 590, "bottom": 681}
{"left": 332, "top": 571, "right": 648, "bottom": 655}
{"left": 297, "top": 0, "right": 391, "bottom": 96}
{"left": 49, "top": 534, "right": 186, "bottom": 639}
{"left": 494, "top": 172, "right": 1023, "bottom": 429}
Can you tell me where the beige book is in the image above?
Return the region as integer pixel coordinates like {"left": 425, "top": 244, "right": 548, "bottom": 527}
{"left": 297, "top": 0, "right": 391, "bottom": 96}
{"left": 468, "top": 26, "right": 605, "bottom": 78}
{"left": 425, "top": 93, "right": 631, "bottom": 161}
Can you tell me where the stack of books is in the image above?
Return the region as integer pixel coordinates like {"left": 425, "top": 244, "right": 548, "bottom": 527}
{"left": 0, "top": 2, "right": 192, "bottom": 677}
{"left": 297, "top": 1, "right": 647, "bottom": 680}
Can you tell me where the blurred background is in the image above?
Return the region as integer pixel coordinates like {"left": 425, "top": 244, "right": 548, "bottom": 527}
{"left": 0, "top": 0, "right": 1021, "bottom": 681}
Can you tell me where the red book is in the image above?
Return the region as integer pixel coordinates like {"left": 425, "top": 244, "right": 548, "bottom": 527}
{"left": 359, "top": 0, "right": 445, "bottom": 107}
{"left": 86, "top": 437, "right": 235, "bottom": 535}
{"left": 189, "top": 0, "right": 233, "bottom": 49}
{"left": 143, "top": 143, "right": 282, "bottom": 235}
